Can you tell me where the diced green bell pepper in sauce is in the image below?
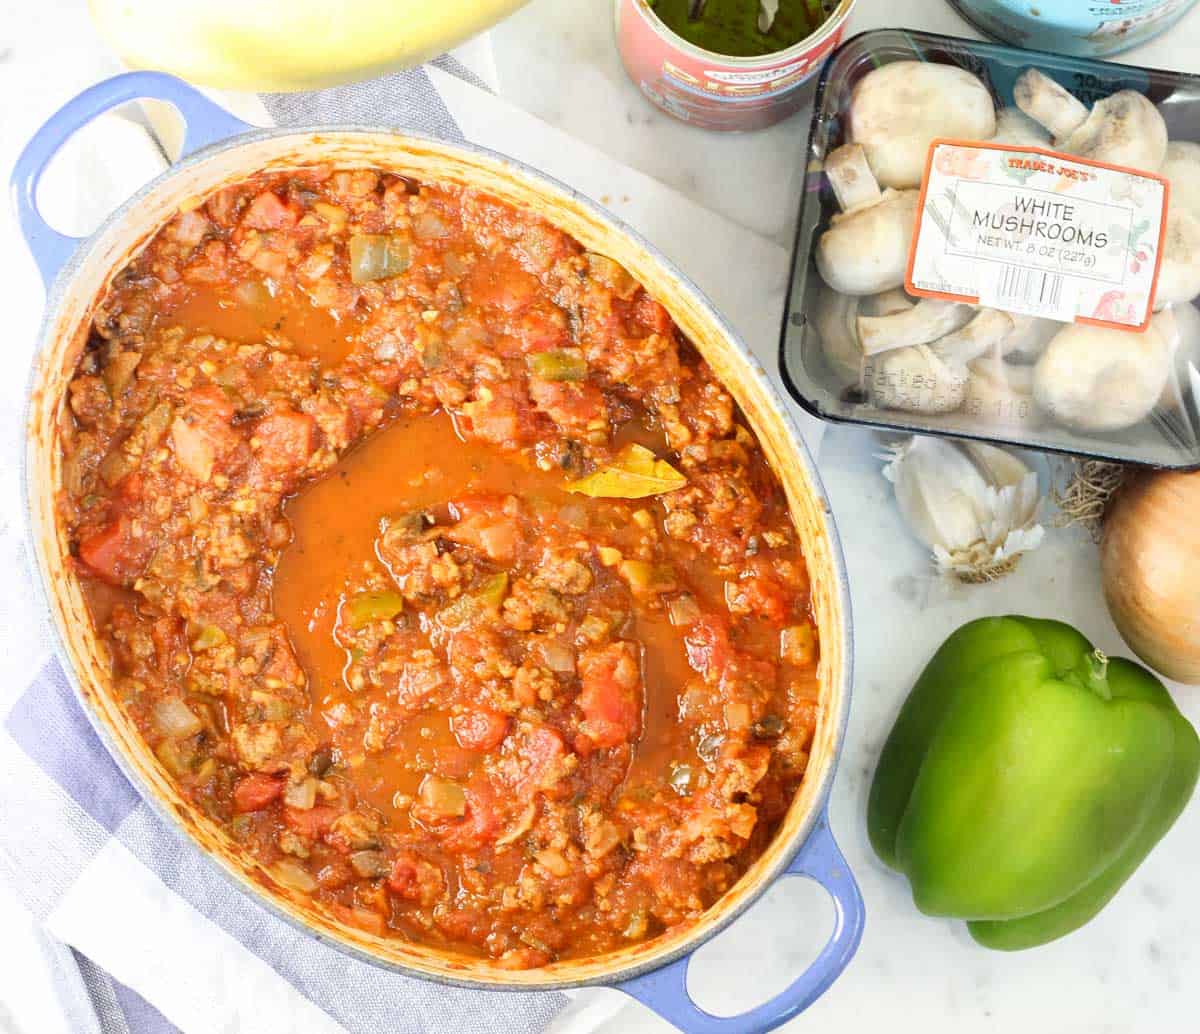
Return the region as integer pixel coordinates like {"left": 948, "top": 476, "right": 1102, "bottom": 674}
{"left": 348, "top": 234, "right": 411, "bottom": 283}
{"left": 437, "top": 573, "right": 509, "bottom": 630}
{"left": 344, "top": 590, "right": 404, "bottom": 629}
{"left": 528, "top": 349, "right": 587, "bottom": 382}
{"left": 567, "top": 443, "right": 686, "bottom": 499}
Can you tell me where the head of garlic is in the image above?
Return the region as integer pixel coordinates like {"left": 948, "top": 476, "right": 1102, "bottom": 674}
{"left": 881, "top": 436, "right": 1044, "bottom": 582}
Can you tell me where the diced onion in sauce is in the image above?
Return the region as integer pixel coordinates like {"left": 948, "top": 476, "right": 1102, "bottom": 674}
{"left": 98, "top": 450, "right": 133, "bottom": 486}
{"left": 539, "top": 638, "right": 576, "bottom": 673}
{"left": 153, "top": 698, "right": 203, "bottom": 740}
{"left": 697, "top": 732, "right": 724, "bottom": 763}
{"left": 233, "top": 279, "right": 272, "bottom": 309}
{"left": 283, "top": 776, "right": 318, "bottom": 811}
{"left": 273, "top": 859, "right": 317, "bottom": 893}
{"left": 557, "top": 503, "right": 588, "bottom": 528}
{"left": 349, "top": 234, "right": 412, "bottom": 283}
{"left": 780, "top": 623, "right": 817, "bottom": 666}
{"left": 414, "top": 211, "right": 449, "bottom": 240}
{"left": 724, "top": 701, "right": 752, "bottom": 732}
{"left": 155, "top": 739, "right": 189, "bottom": 776}
{"left": 102, "top": 349, "right": 141, "bottom": 396}
{"left": 419, "top": 775, "right": 466, "bottom": 817}
{"left": 623, "top": 909, "right": 649, "bottom": 940}
{"left": 311, "top": 201, "right": 347, "bottom": 232}
{"left": 534, "top": 849, "right": 571, "bottom": 877}
{"left": 619, "top": 560, "right": 676, "bottom": 595}
{"left": 666, "top": 594, "right": 701, "bottom": 627}
{"left": 668, "top": 762, "right": 695, "bottom": 796}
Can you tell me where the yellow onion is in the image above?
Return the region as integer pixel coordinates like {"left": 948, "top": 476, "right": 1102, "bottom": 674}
{"left": 1101, "top": 471, "right": 1200, "bottom": 685}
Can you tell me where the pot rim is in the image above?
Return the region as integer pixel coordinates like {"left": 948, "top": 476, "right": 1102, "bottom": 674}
{"left": 23, "top": 122, "right": 854, "bottom": 991}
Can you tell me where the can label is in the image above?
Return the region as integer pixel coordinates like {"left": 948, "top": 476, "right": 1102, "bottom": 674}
{"left": 614, "top": 0, "right": 850, "bottom": 131}
{"left": 906, "top": 140, "right": 1169, "bottom": 331}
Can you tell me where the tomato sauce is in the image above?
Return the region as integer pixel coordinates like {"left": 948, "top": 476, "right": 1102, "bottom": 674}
{"left": 59, "top": 166, "right": 820, "bottom": 967}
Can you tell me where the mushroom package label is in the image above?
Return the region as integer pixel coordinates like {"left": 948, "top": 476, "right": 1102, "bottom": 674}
{"left": 906, "top": 139, "right": 1169, "bottom": 332}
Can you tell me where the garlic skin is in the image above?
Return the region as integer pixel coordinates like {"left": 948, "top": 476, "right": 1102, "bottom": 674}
{"left": 882, "top": 436, "right": 1044, "bottom": 582}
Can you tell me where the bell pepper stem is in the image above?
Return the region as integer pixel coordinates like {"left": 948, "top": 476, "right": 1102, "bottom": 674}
{"left": 1062, "top": 649, "right": 1111, "bottom": 700}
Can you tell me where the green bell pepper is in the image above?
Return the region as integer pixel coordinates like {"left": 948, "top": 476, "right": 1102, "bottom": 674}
{"left": 869, "top": 616, "right": 1199, "bottom": 950}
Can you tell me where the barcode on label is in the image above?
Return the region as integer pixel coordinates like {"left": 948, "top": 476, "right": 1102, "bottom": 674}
{"left": 978, "top": 263, "right": 1078, "bottom": 323}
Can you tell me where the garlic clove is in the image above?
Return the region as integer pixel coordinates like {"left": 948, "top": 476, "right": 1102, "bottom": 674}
{"left": 885, "top": 437, "right": 993, "bottom": 554}
{"left": 882, "top": 436, "right": 1044, "bottom": 582}
{"left": 961, "top": 441, "right": 1032, "bottom": 491}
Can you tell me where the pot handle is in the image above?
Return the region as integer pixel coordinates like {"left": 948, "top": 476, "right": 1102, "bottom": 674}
{"left": 10, "top": 71, "right": 249, "bottom": 288}
{"left": 617, "top": 812, "right": 864, "bottom": 1034}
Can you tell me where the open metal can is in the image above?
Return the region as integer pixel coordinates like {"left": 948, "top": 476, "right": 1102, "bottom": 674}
{"left": 614, "top": 0, "right": 855, "bottom": 131}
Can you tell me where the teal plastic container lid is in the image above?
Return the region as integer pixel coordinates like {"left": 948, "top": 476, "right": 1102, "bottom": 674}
{"left": 949, "top": 0, "right": 1199, "bottom": 57}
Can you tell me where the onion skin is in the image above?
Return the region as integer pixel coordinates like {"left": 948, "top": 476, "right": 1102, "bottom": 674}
{"left": 1101, "top": 471, "right": 1200, "bottom": 685}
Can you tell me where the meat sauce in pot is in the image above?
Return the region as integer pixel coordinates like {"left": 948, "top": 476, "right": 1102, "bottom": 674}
{"left": 59, "top": 166, "right": 820, "bottom": 967}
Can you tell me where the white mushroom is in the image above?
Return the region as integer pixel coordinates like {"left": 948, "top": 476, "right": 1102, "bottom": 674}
{"left": 1155, "top": 302, "right": 1200, "bottom": 417}
{"left": 1162, "top": 141, "right": 1200, "bottom": 219}
{"left": 929, "top": 308, "right": 1016, "bottom": 365}
{"left": 990, "top": 107, "right": 1051, "bottom": 148}
{"left": 1013, "top": 69, "right": 1167, "bottom": 170}
{"left": 815, "top": 144, "right": 919, "bottom": 296}
{"left": 857, "top": 298, "right": 975, "bottom": 356}
{"left": 999, "top": 314, "right": 1060, "bottom": 363}
{"left": 812, "top": 285, "right": 861, "bottom": 385}
{"left": 1155, "top": 207, "right": 1200, "bottom": 308}
{"left": 964, "top": 346, "right": 1045, "bottom": 430}
{"left": 864, "top": 287, "right": 916, "bottom": 317}
{"left": 848, "top": 61, "right": 996, "bottom": 189}
{"left": 867, "top": 345, "right": 969, "bottom": 414}
{"left": 1032, "top": 320, "right": 1171, "bottom": 432}
{"left": 814, "top": 285, "right": 914, "bottom": 386}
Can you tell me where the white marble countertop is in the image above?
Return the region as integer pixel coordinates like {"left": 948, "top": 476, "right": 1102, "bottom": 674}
{"left": 1, "top": 1, "right": 1199, "bottom": 1032}
{"left": 493, "top": 3, "right": 1200, "bottom": 1033}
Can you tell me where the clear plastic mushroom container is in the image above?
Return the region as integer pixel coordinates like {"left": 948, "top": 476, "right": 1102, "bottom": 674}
{"left": 781, "top": 29, "right": 1200, "bottom": 469}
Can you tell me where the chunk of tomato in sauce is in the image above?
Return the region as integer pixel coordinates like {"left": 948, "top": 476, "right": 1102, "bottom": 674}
{"left": 452, "top": 709, "right": 510, "bottom": 752}
{"left": 233, "top": 773, "right": 284, "bottom": 813}
{"left": 683, "top": 616, "right": 734, "bottom": 684}
{"left": 464, "top": 254, "right": 539, "bottom": 315}
{"left": 171, "top": 386, "right": 239, "bottom": 482}
{"left": 241, "top": 191, "right": 301, "bottom": 231}
{"left": 77, "top": 514, "right": 148, "bottom": 586}
{"left": 254, "top": 410, "right": 316, "bottom": 474}
{"left": 578, "top": 643, "right": 642, "bottom": 750}
{"left": 284, "top": 805, "right": 340, "bottom": 841}
{"left": 435, "top": 780, "right": 501, "bottom": 851}
{"left": 528, "top": 379, "right": 605, "bottom": 432}
{"left": 387, "top": 850, "right": 444, "bottom": 903}
{"left": 445, "top": 509, "right": 520, "bottom": 565}
{"left": 510, "top": 724, "right": 568, "bottom": 798}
